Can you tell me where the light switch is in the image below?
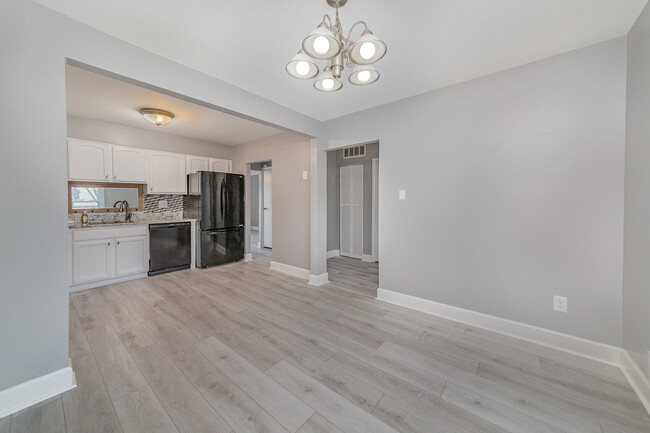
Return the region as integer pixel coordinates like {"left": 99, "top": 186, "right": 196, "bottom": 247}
{"left": 303, "top": 170, "right": 308, "bottom": 180}
{"left": 399, "top": 189, "right": 406, "bottom": 200}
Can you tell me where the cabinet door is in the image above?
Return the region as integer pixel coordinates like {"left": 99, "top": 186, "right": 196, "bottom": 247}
{"left": 186, "top": 155, "right": 210, "bottom": 174}
{"left": 72, "top": 239, "right": 114, "bottom": 284}
{"left": 115, "top": 235, "right": 148, "bottom": 276}
{"left": 68, "top": 139, "right": 112, "bottom": 181}
{"left": 113, "top": 145, "right": 146, "bottom": 182}
{"left": 148, "top": 151, "right": 187, "bottom": 194}
{"left": 209, "top": 158, "right": 232, "bottom": 173}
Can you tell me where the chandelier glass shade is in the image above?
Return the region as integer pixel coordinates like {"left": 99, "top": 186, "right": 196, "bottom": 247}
{"left": 287, "top": 0, "right": 387, "bottom": 93}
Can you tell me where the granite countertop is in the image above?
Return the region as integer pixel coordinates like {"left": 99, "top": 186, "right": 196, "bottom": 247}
{"left": 68, "top": 218, "right": 196, "bottom": 230}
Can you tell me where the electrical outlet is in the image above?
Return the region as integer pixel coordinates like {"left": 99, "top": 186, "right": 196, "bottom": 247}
{"left": 158, "top": 200, "right": 168, "bottom": 209}
{"left": 303, "top": 170, "right": 308, "bottom": 180}
{"left": 553, "top": 295, "right": 568, "bottom": 313}
{"left": 399, "top": 189, "right": 406, "bottom": 200}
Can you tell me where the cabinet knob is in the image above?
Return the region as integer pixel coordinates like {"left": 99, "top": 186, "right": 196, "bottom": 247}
{"left": 105, "top": 174, "right": 109, "bottom": 179}
{"left": 107, "top": 242, "right": 111, "bottom": 246}
{"left": 117, "top": 241, "right": 120, "bottom": 245}
{"left": 114, "top": 175, "right": 117, "bottom": 179}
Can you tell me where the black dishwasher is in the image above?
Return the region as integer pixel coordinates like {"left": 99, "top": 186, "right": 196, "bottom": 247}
{"left": 148, "top": 222, "right": 191, "bottom": 276}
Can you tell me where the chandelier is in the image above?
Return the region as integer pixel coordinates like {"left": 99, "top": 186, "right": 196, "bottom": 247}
{"left": 286, "top": 0, "right": 387, "bottom": 92}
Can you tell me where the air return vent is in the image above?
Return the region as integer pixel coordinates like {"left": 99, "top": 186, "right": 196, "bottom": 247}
{"left": 343, "top": 145, "right": 366, "bottom": 159}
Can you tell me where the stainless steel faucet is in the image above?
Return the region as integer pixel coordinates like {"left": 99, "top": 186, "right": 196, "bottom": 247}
{"left": 113, "top": 200, "right": 132, "bottom": 222}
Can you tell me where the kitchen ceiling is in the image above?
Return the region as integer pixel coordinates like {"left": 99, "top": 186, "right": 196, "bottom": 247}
{"left": 43, "top": 0, "right": 647, "bottom": 121}
{"left": 65, "top": 65, "right": 284, "bottom": 146}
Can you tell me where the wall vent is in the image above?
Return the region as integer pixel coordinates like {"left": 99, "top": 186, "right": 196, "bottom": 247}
{"left": 343, "top": 145, "right": 366, "bottom": 159}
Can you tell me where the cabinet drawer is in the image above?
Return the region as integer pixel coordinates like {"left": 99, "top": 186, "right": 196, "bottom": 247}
{"left": 72, "top": 225, "right": 148, "bottom": 242}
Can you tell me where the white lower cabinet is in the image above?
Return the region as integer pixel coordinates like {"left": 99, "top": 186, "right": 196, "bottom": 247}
{"left": 72, "top": 239, "right": 114, "bottom": 284}
{"left": 70, "top": 226, "right": 149, "bottom": 289}
{"left": 115, "top": 235, "right": 148, "bottom": 276}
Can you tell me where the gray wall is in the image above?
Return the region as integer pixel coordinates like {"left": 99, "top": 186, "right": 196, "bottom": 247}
{"left": 250, "top": 173, "right": 260, "bottom": 227}
{"left": 67, "top": 116, "right": 232, "bottom": 159}
{"left": 323, "top": 38, "right": 627, "bottom": 346}
{"left": 0, "top": 0, "right": 318, "bottom": 393}
{"left": 327, "top": 143, "right": 379, "bottom": 255}
{"left": 624, "top": 2, "right": 650, "bottom": 378}
{"left": 232, "top": 133, "right": 311, "bottom": 270}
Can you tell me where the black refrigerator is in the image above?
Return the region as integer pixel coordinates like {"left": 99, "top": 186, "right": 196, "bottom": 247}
{"left": 184, "top": 171, "right": 245, "bottom": 267}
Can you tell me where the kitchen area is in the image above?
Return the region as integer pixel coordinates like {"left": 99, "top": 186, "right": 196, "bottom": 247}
{"left": 67, "top": 138, "right": 243, "bottom": 291}
{"left": 64, "top": 64, "right": 282, "bottom": 292}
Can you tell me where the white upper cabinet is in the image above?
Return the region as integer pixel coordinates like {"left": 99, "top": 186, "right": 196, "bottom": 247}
{"left": 68, "top": 139, "right": 112, "bottom": 181}
{"left": 186, "top": 155, "right": 210, "bottom": 174}
{"left": 148, "top": 150, "right": 187, "bottom": 194}
{"left": 209, "top": 158, "right": 232, "bottom": 173}
{"left": 112, "top": 145, "right": 146, "bottom": 182}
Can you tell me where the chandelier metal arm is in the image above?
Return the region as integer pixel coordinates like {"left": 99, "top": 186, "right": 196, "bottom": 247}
{"left": 321, "top": 14, "right": 333, "bottom": 29}
{"left": 346, "top": 21, "right": 368, "bottom": 47}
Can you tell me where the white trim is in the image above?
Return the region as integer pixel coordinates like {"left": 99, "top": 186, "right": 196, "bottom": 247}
{"left": 251, "top": 226, "right": 260, "bottom": 231}
{"left": 308, "top": 272, "right": 329, "bottom": 286}
{"left": 257, "top": 242, "right": 261, "bottom": 248}
{"left": 270, "top": 261, "right": 310, "bottom": 280}
{"left": 70, "top": 272, "right": 148, "bottom": 292}
{"left": 371, "top": 157, "right": 378, "bottom": 263}
{"left": 0, "top": 360, "right": 76, "bottom": 418}
{"left": 376, "top": 288, "right": 650, "bottom": 417}
{"left": 327, "top": 249, "right": 340, "bottom": 258}
{"left": 243, "top": 253, "right": 252, "bottom": 262}
{"left": 376, "top": 288, "right": 621, "bottom": 365}
{"left": 621, "top": 350, "right": 650, "bottom": 416}
{"left": 361, "top": 254, "right": 374, "bottom": 262}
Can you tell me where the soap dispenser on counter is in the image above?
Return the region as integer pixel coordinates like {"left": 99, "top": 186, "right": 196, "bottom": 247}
{"left": 81, "top": 211, "right": 89, "bottom": 227}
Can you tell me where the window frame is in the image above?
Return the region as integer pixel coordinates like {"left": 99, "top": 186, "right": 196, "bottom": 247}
{"left": 68, "top": 181, "right": 145, "bottom": 213}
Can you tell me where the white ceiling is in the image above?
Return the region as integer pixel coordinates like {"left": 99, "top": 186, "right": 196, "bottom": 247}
{"left": 43, "top": 0, "right": 647, "bottom": 121}
{"left": 65, "top": 65, "right": 283, "bottom": 146}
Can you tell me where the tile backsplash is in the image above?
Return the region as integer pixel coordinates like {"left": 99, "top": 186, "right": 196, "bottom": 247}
{"left": 143, "top": 194, "right": 184, "bottom": 213}
{"left": 68, "top": 194, "right": 186, "bottom": 225}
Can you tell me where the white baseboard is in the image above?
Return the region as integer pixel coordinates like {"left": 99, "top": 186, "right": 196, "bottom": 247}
{"left": 621, "top": 350, "right": 650, "bottom": 416}
{"left": 69, "top": 273, "right": 148, "bottom": 292}
{"left": 327, "top": 249, "right": 340, "bottom": 259}
{"left": 243, "top": 253, "right": 252, "bottom": 262}
{"left": 376, "top": 288, "right": 650, "bottom": 416}
{"left": 376, "top": 288, "right": 622, "bottom": 365}
{"left": 251, "top": 226, "right": 259, "bottom": 231}
{"left": 270, "top": 261, "right": 310, "bottom": 280}
{"left": 308, "top": 272, "right": 329, "bottom": 286}
{"left": 361, "top": 254, "right": 374, "bottom": 262}
{"left": 0, "top": 359, "right": 76, "bottom": 418}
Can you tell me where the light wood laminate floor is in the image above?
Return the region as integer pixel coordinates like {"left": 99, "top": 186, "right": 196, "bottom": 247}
{"left": 4, "top": 261, "right": 648, "bottom": 433}
{"left": 327, "top": 256, "right": 379, "bottom": 298}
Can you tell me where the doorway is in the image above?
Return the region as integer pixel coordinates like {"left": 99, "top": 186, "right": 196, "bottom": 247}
{"left": 249, "top": 161, "right": 272, "bottom": 265}
{"left": 326, "top": 142, "right": 379, "bottom": 297}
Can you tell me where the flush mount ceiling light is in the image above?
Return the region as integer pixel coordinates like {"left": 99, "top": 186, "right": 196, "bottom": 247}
{"left": 287, "top": 0, "right": 387, "bottom": 92}
{"left": 139, "top": 108, "right": 175, "bottom": 126}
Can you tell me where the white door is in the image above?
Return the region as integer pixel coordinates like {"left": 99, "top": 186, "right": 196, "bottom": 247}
{"left": 115, "top": 235, "right": 148, "bottom": 276}
{"left": 72, "top": 239, "right": 114, "bottom": 284}
{"left": 68, "top": 139, "right": 112, "bottom": 181}
{"left": 263, "top": 167, "right": 272, "bottom": 248}
{"left": 340, "top": 165, "right": 363, "bottom": 259}
{"left": 186, "top": 155, "right": 210, "bottom": 174}
{"left": 148, "top": 151, "right": 187, "bottom": 194}
{"left": 112, "top": 145, "right": 146, "bottom": 182}
{"left": 372, "top": 158, "right": 379, "bottom": 262}
{"left": 209, "top": 158, "right": 232, "bottom": 173}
